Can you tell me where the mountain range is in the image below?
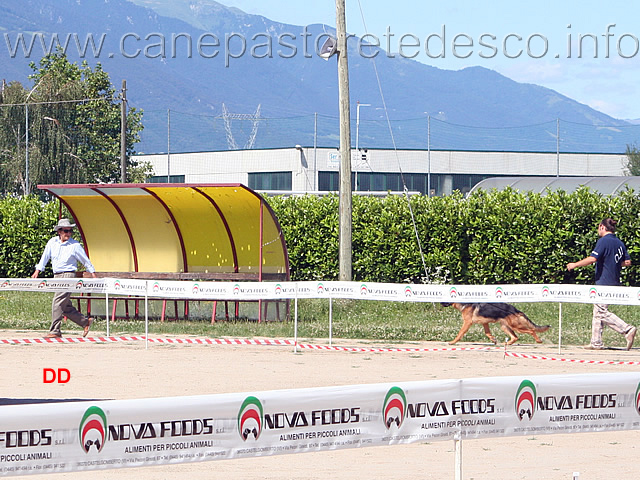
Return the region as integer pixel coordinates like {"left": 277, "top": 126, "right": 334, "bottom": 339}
{"left": 0, "top": 0, "right": 637, "bottom": 153}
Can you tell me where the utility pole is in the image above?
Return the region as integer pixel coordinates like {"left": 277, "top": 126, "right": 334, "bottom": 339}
{"left": 120, "top": 79, "right": 127, "bottom": 183}
{"left": 336, "top": 0, "right": 352, "bottom": 281}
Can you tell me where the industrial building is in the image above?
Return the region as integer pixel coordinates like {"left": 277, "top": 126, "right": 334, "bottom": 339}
{"left": 135, "top": 147, "right": 628, "bottom": 196}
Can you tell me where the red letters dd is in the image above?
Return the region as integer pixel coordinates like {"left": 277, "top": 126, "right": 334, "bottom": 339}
{"left": 43, "top": 368, "right": 71, "bottom": 384}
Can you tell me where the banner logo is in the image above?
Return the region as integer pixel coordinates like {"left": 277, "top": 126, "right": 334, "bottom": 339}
{"left": 317, "top": 282, "right": 325, "bottom": 294}
{"left": 275, "top": 283, "right": 282, "bottom": 294}
{"left": 360, "top": 284, "right": 368, "bottom": 296}
{"left": 636, "top": 383, "right": 640, "bottom": 416}
{"left": 38, "top": 280, "right": 47, "bottom": 288}
{"left": 238, "top": 396, "right": 263, "bottom": 441}
{"left": 449, "top": 287, "right": 458, "bottom": 298}
{"left": 495, "top": 287, "right": 504, "bottom": 298}
{"left": 79, "top": 406, "right": 107, "bottom": 453}
{"left": 192, "top": 283, "right": 200, "bottom": 294}
{"left": 76, "top": 280, "right": 84, "bottom": 289}
{"left": 541, "top": 285, "right": 550, "bottom": 297}
{"left": 383, "top": 386, "right": 407, "bottom": 429}
{"left": 589, "top": 288, "right": 597, "bottom": 299}
{"left": 233, "top": 284, "right": 241, "bottom": 295}
{"left": 1, "top": 280, "right": 10, "bottom": 288}
{"left": 515, "top": 380, "right": 537, "bottom": 421}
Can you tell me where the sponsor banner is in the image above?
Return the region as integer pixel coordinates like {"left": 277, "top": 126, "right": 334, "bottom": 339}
{"left": 539, "top": 284, "right": 588, "bottom": 303}
{"left": 446, "top": 285, "right": 493, "bottom": 302}
{"left": 147, "top": 281, "right": 191, "bottom": 299}
{"left": 3, "top": 278, "right": 640, "bottom": 305}
{"left": 584, "top": 285, "right": 637, "bottom": 306}
{"left": 402, "top": 284, "right": 447, "bottom": 302}
{"left": 313, "top": 281, "right": 358, "bottom": 299}
{"left": 70, "top": 279, "right": 107, "bottom": 294}
{"left": 229, "top": 282, "right": 274, "bottom": 300}
{"left": 357, "top": 282, "right": 404, "bottom": 301}
{"left": 0, "top": 279, "right": 42, "bottom": 292}
{"left": 493, "top": 284, "right": 539, "bottom": 302}
{"left": 271, "top": 282, "right": 303, "bottom": 300}
{"left": 188, "top": 282, "right": 233, "bottom": 300}
{"left": 104, "top": 278, "right": 148, "bottom": 297}
{"left": 1, "top": 373, "right": 639, "bottom": 476}
{"left": 0, "top": 278, "right": 105, "bottom": 294}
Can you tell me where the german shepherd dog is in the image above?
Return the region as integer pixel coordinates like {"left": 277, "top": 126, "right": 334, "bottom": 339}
{"left": 442, "top": 302, "right": 550, "bottom": 345}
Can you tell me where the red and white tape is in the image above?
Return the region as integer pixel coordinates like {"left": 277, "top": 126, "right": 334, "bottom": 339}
{"left": 2, "top": 335, "right": 639, "bottom": 366}
{"left": 294, "top": 343, "right": 497, "bottom": 353}
{"left": 0, "top": 336, "right": 144, "bottom": 345}
{"left": 503, "top": 351, "right": 640, "bottom": 366}
{"left": 0, "top": 336, "right": 296, "bottom": 346}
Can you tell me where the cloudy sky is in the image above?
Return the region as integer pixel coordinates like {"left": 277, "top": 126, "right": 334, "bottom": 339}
{"left": 221, "top": 0, "right": 640, "bottom": 120}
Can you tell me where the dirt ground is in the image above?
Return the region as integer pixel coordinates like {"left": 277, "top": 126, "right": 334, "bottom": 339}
{"left": 1, "top": 329, "right": 639, "bottom": 479}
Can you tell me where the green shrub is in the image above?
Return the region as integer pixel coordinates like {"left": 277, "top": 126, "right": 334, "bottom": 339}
{"left": 268, "top": 188, "right": 640, "bottom": 285}
{"left": 4, "top": 188, "right": 640, "bottom": 286}
{"left": 0, "top": 195, "right": 59, "bottom": 277}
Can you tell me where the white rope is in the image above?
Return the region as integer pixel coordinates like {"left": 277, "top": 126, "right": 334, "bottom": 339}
{"left": 354, "top": 0, "right": 430, "bottom": 282}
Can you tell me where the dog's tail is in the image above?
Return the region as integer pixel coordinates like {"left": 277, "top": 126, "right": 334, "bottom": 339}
{"left": 519, "top": 313, "right": 550, "bottom": 332}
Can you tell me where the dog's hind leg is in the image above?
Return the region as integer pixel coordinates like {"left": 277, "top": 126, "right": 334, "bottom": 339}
{"left": 529, "top": 331, "right": 543, "bottom": 343}
{"left": 482, "top": 323, "right": 497, "bottom": 344}
{"left": 499, "top": 322, "right": 519, "bottom": 345}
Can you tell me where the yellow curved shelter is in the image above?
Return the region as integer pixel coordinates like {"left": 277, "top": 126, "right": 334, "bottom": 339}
{"left": 38, "top": 183, "right": 289, "bottom": 280}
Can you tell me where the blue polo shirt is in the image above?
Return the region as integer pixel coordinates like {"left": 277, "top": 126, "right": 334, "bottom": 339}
{"left": 590, "top": 234, "right": 630, "bottom": 286}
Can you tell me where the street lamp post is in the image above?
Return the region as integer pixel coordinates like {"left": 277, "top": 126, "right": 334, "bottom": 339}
{"left": 355, "top": 102, "right": 370, "bottom": 191}
{"left": 24, "top": 84, "right": 41, "bottom": 196}
{"left": 427, "top": 114, "right": 431, "bottom": 197}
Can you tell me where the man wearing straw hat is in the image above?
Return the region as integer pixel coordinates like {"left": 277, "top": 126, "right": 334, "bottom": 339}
{"left": 32, "top": 218, "right": 96, "bottom": 338}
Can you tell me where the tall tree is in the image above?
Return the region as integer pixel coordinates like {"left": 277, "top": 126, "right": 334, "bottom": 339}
{"left": 0, "top": 81, "right": 29, "bottom": 194}
{"left": 624, "top": 143, "right": 640, "bottom": 176}
{"left": 0, "top": 49, "right": 149, "bottom": 196}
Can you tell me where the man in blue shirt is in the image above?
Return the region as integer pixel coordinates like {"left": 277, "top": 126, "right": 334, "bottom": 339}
{"left": 567, "top": 218, "right": 636, "bottom": 350}
{"left": 32, "top": 219, "right": 96, "bottom": 338}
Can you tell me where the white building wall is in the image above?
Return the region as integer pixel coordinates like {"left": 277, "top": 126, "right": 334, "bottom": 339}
{"left": 136, "top": 148, "right": 628, "bottom": 189}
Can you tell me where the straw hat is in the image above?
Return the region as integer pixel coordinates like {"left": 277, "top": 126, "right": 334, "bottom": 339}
{"left": 54, "top": 218, "right": 76, "bottom": 231}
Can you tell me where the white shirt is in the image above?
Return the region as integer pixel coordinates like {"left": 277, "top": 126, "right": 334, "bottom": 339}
{"left": 35, "top": 237, "right": 95, "bottom": 274}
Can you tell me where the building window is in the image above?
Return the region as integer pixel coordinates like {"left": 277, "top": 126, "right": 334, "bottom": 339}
{"left": 319, "top": 171, "right": 426, "bottom": 193}
{"left": 318, "top": 171, "right": 339, "bottom": 191}
{"left": 318, "top": 172, "right": 500, "bottom": 195}
{"left": 148, "top": 175, "right": 185, "bottom": 183}
{"left": 249, "top": 172, "right": 292, "bottom": 190}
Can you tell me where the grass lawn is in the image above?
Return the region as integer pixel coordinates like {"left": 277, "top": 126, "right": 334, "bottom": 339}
{"left": 1, "top": 291, "right": 639, "bottom": 349}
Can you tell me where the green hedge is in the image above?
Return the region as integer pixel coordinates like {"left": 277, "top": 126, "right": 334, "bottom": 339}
{"left": 3, "top": 189, "right": 640, "bottom": 285}
{"left": 0, "top": 195, "right": 59, "bottom": 277}
{"left": 268, "top": 188, "right": 640, "bottom": 285}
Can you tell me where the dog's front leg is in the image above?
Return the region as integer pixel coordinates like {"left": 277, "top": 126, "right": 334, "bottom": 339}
{"left": 482, "top": 323, "right": 497, "bottom": 344}
{"left": 449, "top": 319, "right": 473, "bottom": 345}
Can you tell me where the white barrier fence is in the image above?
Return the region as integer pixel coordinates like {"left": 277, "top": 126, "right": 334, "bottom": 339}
{"left": 1, "top": 278, "right": 639, "bottom": 304}
{"left": 3, "top": 277, "right": 637, "bottom": 352}
{"left": 1, "top": 372, "right": 639, "bottom": 477}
